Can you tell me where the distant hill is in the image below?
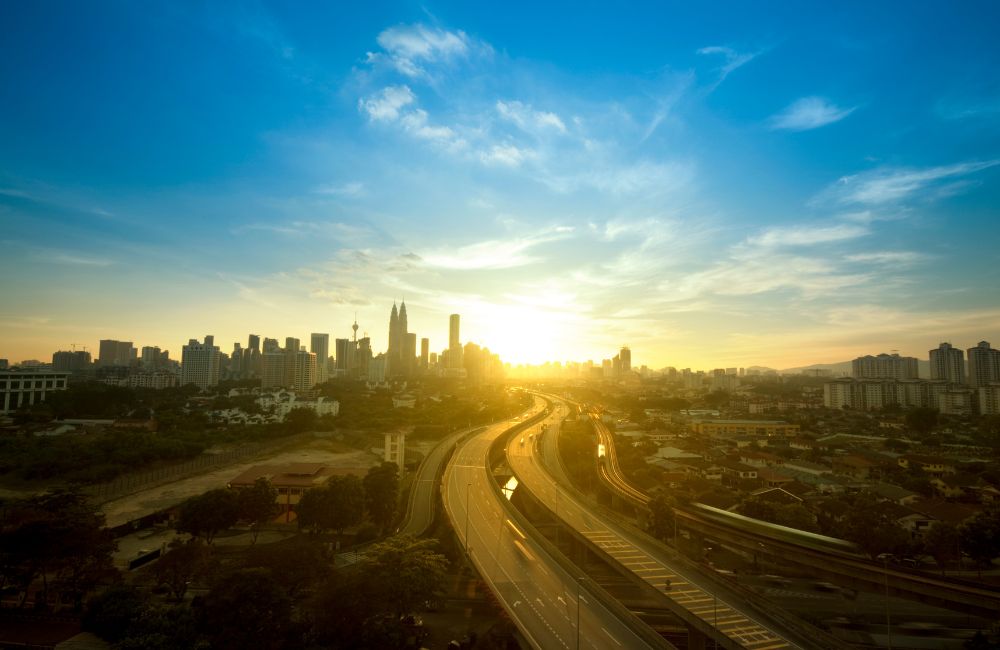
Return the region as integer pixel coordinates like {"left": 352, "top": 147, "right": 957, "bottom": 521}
{"left": 781, "top": 359, "right": 931, "bottom": 378}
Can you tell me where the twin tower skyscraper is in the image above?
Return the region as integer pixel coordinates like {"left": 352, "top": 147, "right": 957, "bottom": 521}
{"left": 386, "top": 301, "right": 463, "bottom": 377}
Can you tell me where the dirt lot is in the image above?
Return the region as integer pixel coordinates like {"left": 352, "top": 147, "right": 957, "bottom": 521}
{"left": 102, "top": 434, "right": 382, "bottom": 528}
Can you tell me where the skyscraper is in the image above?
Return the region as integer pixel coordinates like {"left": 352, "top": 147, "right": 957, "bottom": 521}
{"left": 388, "top": 303, "right": 400, "bottom": 374}
{"left": 620, "top": 346, "right": 632, "bottom": 374}
{"left": 311, "top": 333, "right": 330, "bottom": 383}
{"left": 930, "top": 342, "right": 965, "bottom": 384}
{"left": 420, "top": 337, "right": 429, "bottom": 368}
{"left": 967, "top": 341, "right": 1000, "bottom": 388}
{"left": 181, "top": 336, "right": 220, "bottom": 390}
{"left": 448, "top": 314, "right": 462, "bottom": 369}
{"left": 98, "top": 339, "right": 136, "bottom": 367}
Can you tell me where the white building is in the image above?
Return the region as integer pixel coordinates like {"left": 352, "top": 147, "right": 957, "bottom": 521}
{"left": 290, "top": 349, "right": 317, "bottom": 391}
{"left": 181, "top": 335, "right": 221, "bottom": 390}
{"left": 852, "top": 353, "right": 919, "bottom": 380}
{"left": 0, "top": 371, "right": 69, "bottom": 414}
{"left": 967, "top": 341, "right": 1000, "bottom": 388}
{"left": 930, "top": 343, "right": 965, "bottom": 384}
{"left": 977, "top": 385, "right": 1000, "bottom": 416}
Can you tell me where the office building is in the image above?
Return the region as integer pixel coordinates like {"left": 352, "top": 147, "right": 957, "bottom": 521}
{"left": 1, "top": 370, "right": 70, "bottom": 414}
{"left": 311, "top": 333, "right": 330, "bottom": 383}
{"left": 98, "top": 339, "right": 136, "bottom": 367}
{"left": 181, "top": 336, "right": 221, "bottom": 390}
{"left": 852, "top": 353, "right": 919, "bottom": 380}
{"left": 261, "top": 351, "right": 287, "bottom": 388}
{"left": 930, "top": 342, "right": 965, "bottom": 384}
{"left": 289, "top": 349, "right": 317, "bottom": 391}
{"left": 448, "top": 314, "right": 462, "bottom": 369}
{"left": 420, "top": 338, "right": 429, "bottom": 368}
{"left": 140, "top": 346, "right": 170, "bottom": 369}
{"left": 967, "top": 341, "right": 1000, "bottom": 388}
{"left": 285, "top": 337, "right": 301, "bottom": 353}
{"left": 335, "top": 338, "right": 353, "bottom": 372}
{"left": 405, "top": 332, "right": 417, "bottom": 376}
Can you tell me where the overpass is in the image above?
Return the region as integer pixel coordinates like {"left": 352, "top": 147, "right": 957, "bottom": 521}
{"left": 441, "top": 397, "right": 671, "bottom": 650}
{"left": 507, "top": 396, "right": 844, "bottom": 650}
{"left": 580, "top": 403, "right": 1000, "bottom": 618}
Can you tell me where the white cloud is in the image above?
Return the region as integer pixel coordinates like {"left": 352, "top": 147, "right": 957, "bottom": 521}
{"left": 369, "top": 24, "right": 478, "bottom": 78}
{"left": 399, "top": 109, "right": 459, "bottom": 142}
{"left": 496, "top": 100, "right": 566, "bottom": 134}
{"left": 358, "top": 85, "right": 415, "bottom": 121}
{"left": 697, "top": 45, "right": 761, "bottom": 83}
{"left": 845, "top": 251, "right": 928, "bottom": 265}
{"left": 747, "top": 223, "right": 869, "bottom": 247}
{"left": 546, "top": 160, "right": 693, "bottom": 195}
{"left": 827, "top": 160, "right": 1000, "bottom": 205}
{"left": 480, "top": 144, "right": 534, "bottom": 167}
{"left": 769, "top": 96, "right": 856, "bottom": 131}
{"left": 418, "top": 227, "right": 573, "bottom": 270}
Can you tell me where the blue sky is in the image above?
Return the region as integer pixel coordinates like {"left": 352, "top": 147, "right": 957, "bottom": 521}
{"left": 2, "top": 1, "right": 999, "bottom": 368}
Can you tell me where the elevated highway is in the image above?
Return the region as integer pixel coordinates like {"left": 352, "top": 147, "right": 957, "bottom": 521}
{"left": 442, "top": 399, "right": 669, "bottom": 650}
{"left": 582, "top": 405, "right": 1000, "bottom": 618}
{"left": 508, "top": 397, "right": 839, "bottom": 650}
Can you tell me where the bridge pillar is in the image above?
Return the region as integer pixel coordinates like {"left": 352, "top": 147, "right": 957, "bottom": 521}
{"left": 687, "top": 625, "right": 708, "bottom": 650}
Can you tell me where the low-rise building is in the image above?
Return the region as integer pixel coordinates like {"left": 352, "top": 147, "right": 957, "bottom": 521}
{"left": 229, "top": 463, "right": 366, "bottom": 522}
{"left": 692, "top": 419, "right": 800, "bottom": 438}
{"left": 1, "top": 370, "right": 70, "bottom": 414}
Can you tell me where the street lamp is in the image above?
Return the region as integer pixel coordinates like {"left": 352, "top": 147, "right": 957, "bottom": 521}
{"left": 877, "top": 553, "right": 893, "bottom": 650}
{"left": 465, "top": 482, "right": 472, "bottom": 555}
{"left": 576, "top": 576, "right": 586, "bottom": 650}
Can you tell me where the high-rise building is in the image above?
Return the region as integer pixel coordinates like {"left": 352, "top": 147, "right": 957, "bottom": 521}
{"left": 181, "top": 336, "right": 221, "bottom": 390}
{"left": 620, "top": 346, "right": 632, "bottom": 374}
{"left": 335, "top": 338, "right": 352, "bottom": 372}
{"left": 929, "top": 343, "right": 965, "bottom": 384}
{"left": 290, "top": 349, "right": 317, "bottom": 391}
{"left": 388, "top": 302, "right": 399, "bottom": 371}
{"left": 420, "top": 338, "right": 429, "bottom": 368}
{"left": 52, "top": 350, "right": 92, "bottom": 373}
{"left": 261, "top": 351, "right": 286, "bottom": 388}
{"left": 263, "top": 338, "right": 280, "bottom": 353}
{"left": 967, "top": 341, "right": 1000, "bottom": 388}
{"left": 448, "top": 314, "right": 462, "bottom": 369}
{"left": 98, "top": 339, "right": 136, "bottom": 367}
{"left": 405, "top": 332, "right": 417, "bottom": 375}
{"left": 852, "top": 353, "right": 919, "bottom": 380}
{"left": 311, "top": 333, "right": 330, "bottom": 383}
{"left": 140, "top": 346, "right": 167, "bottom": 369}
{"left": 285, "top": 337, "right": 301, "bottom": 353}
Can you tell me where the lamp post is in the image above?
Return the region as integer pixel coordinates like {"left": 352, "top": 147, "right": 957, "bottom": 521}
{"left": 878, "top": 554, "right": 893, "bottom": 650}
{"left": 465, "top": 482, "right": 472, "bottom": 555}
{"left": 576, "top": 576, "right": 586, "bottom": 650}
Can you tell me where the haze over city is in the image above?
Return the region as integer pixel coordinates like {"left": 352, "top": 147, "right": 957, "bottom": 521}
{"left": 2, "top": 3, "right": 999, "bottom": 368}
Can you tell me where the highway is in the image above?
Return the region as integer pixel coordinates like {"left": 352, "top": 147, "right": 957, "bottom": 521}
{"left": 509, "top": 397, "right": 830, "bottom": 650}
{"left": 583, "top": 404, "right": 1000, "bottom": 617}
{"left": 398, "top": 424, "right": 484, "bottom": 537}
{"left": 442, "top": 401, "right": 665, "bottom": 650}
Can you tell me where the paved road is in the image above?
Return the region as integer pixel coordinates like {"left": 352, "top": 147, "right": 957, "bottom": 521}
{"left": 442, "top": 401, "right": 662, "bottom": 650}
{"left": 398, "top": 425, "right": 484, "bottom": 537}
{"left": 509, "top": 397, "right": 829, "bottom": 650}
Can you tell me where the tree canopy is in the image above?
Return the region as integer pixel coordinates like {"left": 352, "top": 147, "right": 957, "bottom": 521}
{"left": 177, "top": 488, "right": 239, "bottom": 544}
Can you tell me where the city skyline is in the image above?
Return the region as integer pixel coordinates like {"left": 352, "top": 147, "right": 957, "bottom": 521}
{"left": 2, "top": 3, "right": 1000, "bottom": 368}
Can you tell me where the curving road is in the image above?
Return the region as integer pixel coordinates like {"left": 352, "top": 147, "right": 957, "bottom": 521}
{"left": 508, "top": 396, "right": 834, "bottom": 650}
{"left": 442, "top": 400, "right": 664, "bottom": 650}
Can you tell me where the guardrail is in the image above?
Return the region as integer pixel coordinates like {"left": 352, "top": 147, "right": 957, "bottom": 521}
{"left": 485, "top": 398, "right": 676, "bottom": 650}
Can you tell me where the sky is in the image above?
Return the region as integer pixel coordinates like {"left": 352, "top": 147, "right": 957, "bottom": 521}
{"left": 1, "top": 1, "right": 999, "bottom": 369}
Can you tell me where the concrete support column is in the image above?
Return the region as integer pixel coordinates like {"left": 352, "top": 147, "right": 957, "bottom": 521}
{"left": 687, "top": 625, "right": 708, "bottom": 650}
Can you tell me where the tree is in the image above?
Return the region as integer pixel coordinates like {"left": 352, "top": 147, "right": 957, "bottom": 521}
{"left": 905, "top": 407, "right": 939, "bottom": 435}
{"left": 648, "top": 494, "right": 677, "bottom": 541}
{"left": 238, "top": 478, "right": 280, "bottom": 545}
{"left": 922, "top": 522, "right": 961, "bottom": 574}
{"left": 364, "top": 462, "right": 400, "bottom": 533}
{"left": 83, "top": 585, "right": 150, "bottom": 644}
{"left": 177, "top": 488, "right": 239, "bottom": 544}
{"left": 359, "top": 535, "right": 448, "bottom": 618}
{"left": 196, "top": 568, "right": 293, "bottom": 650}
{"left": 296, "top": 476, "right": 364, "bottom": 537}
{"left": 960, "top": 509, "right": 1000, "bottom": 577}
{"left": 154, "top": 540, "right": 212, "bottom": 601}
{"left": 0, "top": 490, "right": 116, "bottom": 609}
{"left": 243, "top": 537, "right": 330, "bottom": 598}
{"left": 840, "top": 496, "right": 912, "bottom": 558}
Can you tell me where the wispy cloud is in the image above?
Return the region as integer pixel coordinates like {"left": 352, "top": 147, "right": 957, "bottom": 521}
{"left": 845, "top": 251, "right": 928, "bottom": 265}
{"left": 824, "top": 160, "right": 1000, "bottom": 205}
{"left": 697, "top": 45, "right": 762, "bottom": 85}
{"left": 418, "top": 227, "right": 573, "bottom": 270}
{"left": 747, "top": 223, "right": 868, "bottom": 247}
{"left": 479, "top": 144, "right": 535, "bottom": 167}
{"left": 769, "top": 96, "right": 856, "bottom": 131}
{"left": 496, "top": 100, "right": 566, "bottom": 135}
{"left": 366, "top": 24, "right": 487, "bottom": 79}
{"left": 314, "top": 181, "right": 365, "bottom": 197}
